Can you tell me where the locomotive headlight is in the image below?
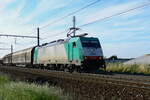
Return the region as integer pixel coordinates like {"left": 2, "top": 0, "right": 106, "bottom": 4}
{"left": 99, "top": 57, "right": 102, "bottom": 59}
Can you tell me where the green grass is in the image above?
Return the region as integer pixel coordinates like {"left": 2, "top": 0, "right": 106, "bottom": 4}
{"left": 106, "top": 63, "right": 150, "bottom": 75}
{"left": 0, "top": 74, "right": 10, "bottom": 85}
{"left": 0, "top": 74, "right": 71, "bottom": 100}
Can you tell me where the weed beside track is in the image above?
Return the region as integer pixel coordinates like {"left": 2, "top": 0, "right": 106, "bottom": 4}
{"left": 0, "top": 73, "right": 71, "bottom": 100}
{"left": 106, "top": 63, "right": 150, "bottom": 75}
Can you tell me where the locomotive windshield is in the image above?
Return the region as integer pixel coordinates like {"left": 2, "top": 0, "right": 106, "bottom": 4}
{"left": 80, "top": 38, "right": 101, "bottom": 48}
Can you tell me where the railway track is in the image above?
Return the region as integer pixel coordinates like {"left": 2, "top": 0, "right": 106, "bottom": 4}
{"left": 0, "top": 66, "right": 150, "bottom": 100}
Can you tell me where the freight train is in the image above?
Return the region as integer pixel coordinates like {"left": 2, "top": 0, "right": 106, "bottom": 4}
{"left": 2, "top": 35, "right": 105, "bottom": 73}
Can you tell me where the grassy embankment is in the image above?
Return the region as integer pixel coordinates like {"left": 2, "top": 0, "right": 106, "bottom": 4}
{"left": 106, "top": 63, "right": 150, "bottom": 75}
{"left": 0, "top": 74, "right": 71, "bottom": 100}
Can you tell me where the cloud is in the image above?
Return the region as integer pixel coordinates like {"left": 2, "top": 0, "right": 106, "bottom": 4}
{"left": 83, "top": 0, "right": 148, "bottom": 24}
{"left": 0, "top": 0, "right": 36, "bottom": 35}
{"left": 113, "top": 19, "right": 143, "bottom": 26}
{"left": 0, "top": 0, "right": 73, "bottom": 36}
{"left": 115, "top": 27, "right": 145, "bottom": 32}
{"left": 0, "top": 0, "right": 149, "bottom": 58}
{"left": 0, "top": 0, "right": 15, "bottom": 11}
{"left": 0, "top": 0, "right": 73, "bottom": 58}
{"left": 23, "top": 0, "right": 73, "bottom": 25}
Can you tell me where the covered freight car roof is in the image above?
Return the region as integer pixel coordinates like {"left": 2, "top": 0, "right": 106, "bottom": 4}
{"left": 12, "top": 47, "right": 34, "bottom": 54}
{"left": 2, "top": 46, "right": 35, "bottom": 58}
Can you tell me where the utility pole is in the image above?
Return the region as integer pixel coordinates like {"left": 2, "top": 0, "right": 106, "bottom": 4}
{"left": 10, "top": 45, "right": 13, "bottom": 64}
{"left": 67, "top": 16, "right": 80, "bottom": 37}
{"left": 37, "top": 27, "right": 40, "bottom": 46}
{"left": 73, "top": 16, "right": 76, "bottom": 37}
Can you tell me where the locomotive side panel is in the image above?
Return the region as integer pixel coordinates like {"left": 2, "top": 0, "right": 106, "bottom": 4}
{"left": 33, "top": 43, "right": 68, "bottom": 65}
{"left": 64, "top": 38, "right": 84, "bottom": 65}
{"left": 33, "top": 38, "right": 84, "bottom": 66}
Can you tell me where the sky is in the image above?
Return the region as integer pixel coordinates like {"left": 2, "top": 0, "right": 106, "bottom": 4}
{"left": 0, "top": 0, "right": 150, "bottom": 58}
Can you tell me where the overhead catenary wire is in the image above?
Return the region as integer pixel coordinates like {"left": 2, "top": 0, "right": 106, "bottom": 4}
{"left": 0, "top": 42, "right": 8, "bottom": 44}
{"left": 79, "top": 2, "right": 150, "bottom": 27}
{"left": 15, "top": 41, "right": 37, "bottom": 46}
{"left": 14, "top": 37, "right": 38, "bottom": 45}
{"left": 0, "top": 48, "right": 10, "bottom": 50}
{"left": 0, "top": 34, "right": 38, "bottom": 38}
{"left": 0, "top": 30, "right": 41, "bottom": 47}
{"left": 40, "top": 2, "right": 150, "bottom": 37}
{"left": 1, "top": 1, "right": 149, "bottom": 48}
{"left": 40, "top": 0, "right": 101, "bottom": 29}
{"left": 38, "top": 0, "right": 101, "bottom": 38}
{"left": 42, "top": 29, "right": 70, "bottom": 40}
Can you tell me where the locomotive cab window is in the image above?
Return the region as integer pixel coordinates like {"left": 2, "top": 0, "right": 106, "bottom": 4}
{"left": 81, "top": 40, "right": 101, "bottom": 48}
{"left": 73, "top": 42, "right": 76, "bottom": 48}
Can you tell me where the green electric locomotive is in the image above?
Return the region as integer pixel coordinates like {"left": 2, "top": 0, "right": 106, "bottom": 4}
{"left": 2, "top": 35, "right": 105, "bottom": 73}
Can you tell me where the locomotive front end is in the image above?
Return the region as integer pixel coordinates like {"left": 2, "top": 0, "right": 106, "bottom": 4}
{"left": 80, "top": 37, "right": 105, "bottom": 72}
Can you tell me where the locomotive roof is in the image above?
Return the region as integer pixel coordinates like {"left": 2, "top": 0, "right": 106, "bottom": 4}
{"left": 40, "top": 36, "right": 99, "bottom": 48}
{"left": 41, "top": 38, "right": 69, "bottom": 48}
{"left": 40, "top": 37, "right": 85, "bottom": 47}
